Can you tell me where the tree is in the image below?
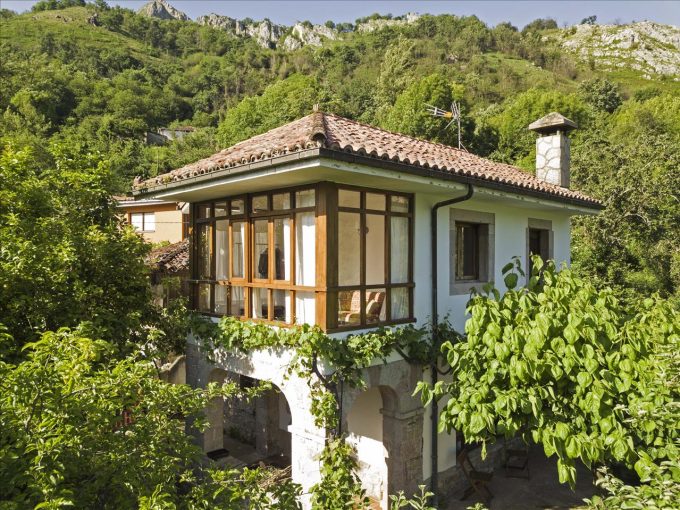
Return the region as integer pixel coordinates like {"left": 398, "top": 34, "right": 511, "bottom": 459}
{"left": 581, "top": 15, "right": 597, "bottom": 25}
{"left": 0, "top": 143, "right": 152, "bottom": 355}
{"left": 578, "top": 78, "right": 622, "bottom": 113}
{"left": 419, "top": 258, "right": 680, "bottom": 489}
{"left": 0, "top": 325, "right": 301, "bottom": 509}
{"left": 381, "top": 73, "right": 470, "bottom": 146}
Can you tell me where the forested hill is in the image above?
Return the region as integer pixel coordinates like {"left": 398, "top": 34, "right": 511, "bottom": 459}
{"left": 1, "top": 0, "right": 679, "bottom": 301}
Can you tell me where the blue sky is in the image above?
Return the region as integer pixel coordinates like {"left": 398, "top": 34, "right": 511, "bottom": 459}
{"left": 4, "top": 1, "right": 679, "bottom": 27}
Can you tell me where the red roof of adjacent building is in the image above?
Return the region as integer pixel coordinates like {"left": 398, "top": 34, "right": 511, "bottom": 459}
{"left": 134, "top": 112, "right": 600, "bottom": 207}
{"left": 146, "top": 239, "right": 189, "bottom": 274}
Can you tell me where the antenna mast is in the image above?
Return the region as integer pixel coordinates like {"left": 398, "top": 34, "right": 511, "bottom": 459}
{"left": 426, "top": 101, "right": 465, "bottom": 150}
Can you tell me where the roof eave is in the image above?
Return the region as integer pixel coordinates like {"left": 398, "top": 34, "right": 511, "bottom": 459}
{"left": 133, "top": 147, "right": 602, "bottom": 211}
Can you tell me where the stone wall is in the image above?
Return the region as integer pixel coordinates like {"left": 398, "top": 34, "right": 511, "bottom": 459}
{"left": 535, "top": 133, "right": 570, "bottom": 188}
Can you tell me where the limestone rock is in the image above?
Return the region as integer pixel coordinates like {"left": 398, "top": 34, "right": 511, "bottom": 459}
{"left": 559, "top": 21, "right": 680, "bottom": 78}
{"left": 138, "top": 0, "right": 189, "bottom": 21}
{"left": 281, "top": 22, "right": 338, "bottom": 51}
{"left": 356, "top": 12, "right": 421, "bottom": 33}
{"left": 196, "top": 14, "right": 286, "bottom": 49}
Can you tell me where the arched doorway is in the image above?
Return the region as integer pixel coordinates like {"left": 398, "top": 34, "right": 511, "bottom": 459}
{"left": 347, "top": 386, "right": 397, "bottom": 509}
{"left": 204, "top": 368, "right": 292, "bottom": 468}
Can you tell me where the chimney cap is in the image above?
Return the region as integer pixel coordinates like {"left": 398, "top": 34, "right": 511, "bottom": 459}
{"left": 528, "top": 112, "right": 577, "bottom": 134}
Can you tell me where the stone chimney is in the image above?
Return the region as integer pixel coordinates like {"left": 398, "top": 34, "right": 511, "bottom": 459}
{"left": 528, "top": 112, "right": 577, "bottom": 188}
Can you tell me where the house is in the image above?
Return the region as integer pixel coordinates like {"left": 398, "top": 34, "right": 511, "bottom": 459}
{"left": 116, "top": 196, "right": 189, "bottom": 244}
{"left": 132, "top": 111, "right": 600, "bottom": 508}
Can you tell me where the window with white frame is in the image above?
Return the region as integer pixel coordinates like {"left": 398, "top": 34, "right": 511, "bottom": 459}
{"left": 130, "top": 212, "right": 155, "bottom": 232}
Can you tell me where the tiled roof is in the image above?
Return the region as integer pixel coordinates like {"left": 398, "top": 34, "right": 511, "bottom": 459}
{"left": 135, "top": 112, "right": 600, "bottom": 207}
{"left": 146, "top": 239, "right": 189, "bottom": 274}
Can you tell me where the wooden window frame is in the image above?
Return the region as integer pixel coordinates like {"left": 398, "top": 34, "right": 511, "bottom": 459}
{"left": 189, "top": 182, "right": 415, "bottom": 332}
{"left": 455, "top": 222, "right": 480, "bottom": 281}
{"left": 189, "top": 186, "right": 318, "bottom": 327}
{"left": 329, "top": 184, "right": 415, "bottom": 332}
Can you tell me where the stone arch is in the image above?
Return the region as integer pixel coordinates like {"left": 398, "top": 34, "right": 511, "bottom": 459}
{"left": 204, "top": 368, "right": 229, "bottom": 453}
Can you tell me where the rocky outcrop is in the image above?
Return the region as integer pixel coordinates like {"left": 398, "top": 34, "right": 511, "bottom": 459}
{"left": 559, "top": 21, "right": 680, "bottom": 78}
{"left": 355, "top": 12, "right": 421, "bottom": 33}
{"left": 196, "top": 14, "right": 285, "bottom": 49}
{"left": 138, "top": 0, "right": 189, "bottom": 21}
{"left": 281, "top": 22, "right": 338, "bottom": 51}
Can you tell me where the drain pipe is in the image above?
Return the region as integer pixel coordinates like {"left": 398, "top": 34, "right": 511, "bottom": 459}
{"left": 430, "top": 183, "right": 474, "bottom": 504}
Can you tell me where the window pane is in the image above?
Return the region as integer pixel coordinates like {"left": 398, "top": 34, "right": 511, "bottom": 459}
{"left": 272, "top": 289, "right": 291, "bottom": 323}
{"left": 456, "top": 224, "right": 479, "bottom": 280}
{"left": 231, "top": 199, "right": 245, "bottom": 215}
{"left": 130, "top": 213, "right": 143, "bottom": 231}
{"left": 365, "top": 289, "right": 386, "bottom": 324}
{"left": 232, "top": 221, "right": 245, "bottom": 278}
{"left": 274, "top": 218, "right": 291, "bottom": 281}
{"left": 339, "top": 189, "right": 360, "bottom": 208}
{"left": 365, "top": 214, "right": 385, "bottom": 285}
{"left": 251, "top": 287, "right": 268, "bottom": 319}
{"left": 366, "top": 193, "right": 386, "bottom": 211}
{"left": 143, "top": 213, "right": 155, "bottom": 232}
{"left": 253, "top": 220, "right": 269, "bottom": 279}
{"left": 391, "top": 288, "right": 409, "bottom": 320}
{"left": 197, "top": 283, "right": 211, "bottom": 312}
{"left": 337, "top": 290, "right": 362, "bottom": 326}
{"left": 215, "top": 285, "right": 228, "bottom": 314}
{"left": 273, "top": 192, "right": 291, "bottom": 210}
{"left": 296, "top": 189, "right": 315, "bottom": 208}
{"left": 390, "top": 195, "right": 410, "bottom": 213}
{"left": 197, "top": 204, "right": 211, "bottom": 219}
{"left": 214, "top": 201, "right": 228, "bottom": 216}
{"left": 295, "top": 212, "right": 316, "bottom": 286}
{"left": 252, "top": 195, "right": 268, "bottom": 213}
{"left": 231, "top": 286, "right": 245, "bottom": 317}
{"left": 215, "top": 220, "right": 229, "bottom": 280}
{"left": 197, "top": 224, "right": 212, "bottom": 279}
{"left": 338, "top": 212, "right": 360, "bottom": 286}
{"left": 295, "top": 291, "right": 316, "bottom": 325}
{"left": 390, "top": 216, "right": 409, "bottom": 283}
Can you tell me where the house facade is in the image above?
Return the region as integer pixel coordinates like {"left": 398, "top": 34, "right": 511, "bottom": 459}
{"left": 133, "top": 111, "right": 600, "bottom": 508}
{"left": 116, "top": 196, "right": 189, "bottom": 244}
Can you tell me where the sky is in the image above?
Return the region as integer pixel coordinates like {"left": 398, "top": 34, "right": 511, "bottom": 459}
{"left": 2, "top": 1, "right": 679, "bottom": 28}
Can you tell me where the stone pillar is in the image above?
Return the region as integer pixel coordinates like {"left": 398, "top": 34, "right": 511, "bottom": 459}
{"left": 382, "top": 406, "right": 424, "bottom": 497}
{"left": 255, "top": 389, "right": 280, "bottom": 456}
{"left": 290, "top": 427, "right": 326, "bottom": 509}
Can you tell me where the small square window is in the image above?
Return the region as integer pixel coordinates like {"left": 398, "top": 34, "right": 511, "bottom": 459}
{"left": 272, "top": 193, "right": 291, "bottom": 210}
{"left": 366, "top": 193, "right": 386, "bottom": 211}
{"left": 390, "top": 195, "right": 409, "bottom": 213}
{"left": 214, "top": 201, "right": 228, "bottom": 216}
{"left": 231, "top": 199, "right": 245, "bottom": 215}
{"left": 252, "top": 195, "right": 268, "bottom": 213}
{"left": 197, "top": 204, "right": 211, "bottom": 219}
{"left": 295, "top": 189, "right": 315, "bottom": 208}
{"left": 339, "top": 189, "right": 360, "bottom": 208}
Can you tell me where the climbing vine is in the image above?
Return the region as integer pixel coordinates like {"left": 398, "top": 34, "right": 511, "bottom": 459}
{"left": 191, "top": 316, "right": 433, "bottom": 508}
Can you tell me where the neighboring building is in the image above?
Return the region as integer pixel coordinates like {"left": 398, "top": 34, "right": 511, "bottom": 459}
{"left": 116, "top": 196, "right": 189, "bottom": 244}
{"left": 132, "top": 111, "right": 600, "bottom": 508}
{"left": 146, "top": 239, "right": 190, "bottom": 307}
{"left": 145, "top": 126, "right": 196, "bottom": 146}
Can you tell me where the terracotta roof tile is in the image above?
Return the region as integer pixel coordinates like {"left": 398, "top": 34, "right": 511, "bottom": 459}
{"left": 135, "top": 112, "right": 600, "bottom": 207}
{"left": 146, "top": 239, "right": 189, "bottom": 274}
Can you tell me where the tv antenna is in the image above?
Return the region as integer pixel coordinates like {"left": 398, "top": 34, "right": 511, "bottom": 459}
{"left": 426, "top": 101, "right": 466, "bottom": 150}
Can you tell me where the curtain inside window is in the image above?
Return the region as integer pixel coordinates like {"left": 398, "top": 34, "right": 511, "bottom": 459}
{"left": 215, "top": 220, "right": 229, "bottom": 280}
{"left": 295, "top": 291, "right": 315, "bottom": 325}
{"left": 295, "top": 212, "right": 315, "bottom": 286}
{"left": 390, "top": 216, "right": 409, "bottom": 283}
{"left": 391, "top": 287, "right": 409, "bottom": 320}
{"left": 232, "top": 221, "right": 245, "bottom": 278}
{"left": 144, "top": 213, "right": 155, "bottom": 232}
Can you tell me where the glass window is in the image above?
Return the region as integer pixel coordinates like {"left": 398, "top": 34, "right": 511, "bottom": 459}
{"left": 338, "top": 212, "right": 361, "bottom": 286}
{"left": 296, "top": 212, "right": 316, "bottom": 286}
{"left": 365, "top": 214, "right": 385, "bottom": 285}
{"left": 130, "top": 213, "right": 143, "bottom": 231}
{"left": 231, "top": 199, "right": 245, "bottom": 215}
{"left": 143, "top": 213, "right": 155, "bottom": 232}
{"left": 390, "top": 216, "right": 409, "bottom": 283}
{"left": 366, "top": 193, "right": 386, "bottom": 211}
{"left": 273, "top": 192, "right": 291, "bottom": 210}
{"left": 231, "top": 221, "right": 245, "bottom": 278}
{"left": 215, "top": 220, "right": 229, "bottom": 280}
{"left": 456, "top": 223, "right": 479, "bottom": 280}
{"left": 231, "top": 286, "right": 245, "bottom": 317}
{"left": 215, "top": 285, "right": 228, "bottom": 315}
{"left": 252, "top": 195, "right": 268, "bottom": 213}
{"left": 339, "top": 189, "right": 360, "bottom": 208}
{"left": 295, "top": 291, "right": 316, "bottom": 325}
{"left": 296, "top": 189, "right": 315, "bottom": 208}
{"left": 390, "top": 195, "right": 410, "bottom": 213}
{"left": 338, "top": 290, "right": 362, "bottom": 326}
{"left": 214, "top": 201, "right": 228, "bottom": 216}
{"left": 391, "top": 288, "right": 409, "bottom": 320}
{"left": 197, "top": 224, "right": 212, "bottom": 279}
{"left": 251, "top": 288, "right": 268, "bottom": 319}
{"left": 253, "top": 220, "right": 269, "bottom": 279}
{"left": 365, "top": 289, "right": 386, "bottom": 324}
{"left": 272, "top": 289, "right": 291, "bottom": 322}
{"left": 197, "top": 204, "right": 211, "bottom": 219}
{"left": 274, "top": 218, "right": 291, "bottom": 281}
{"left": 197, "top": 283, "right": 211, "bottom": 313}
